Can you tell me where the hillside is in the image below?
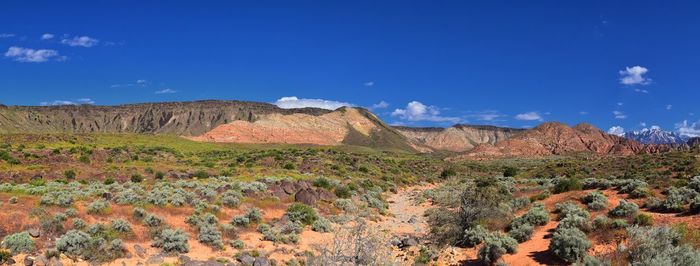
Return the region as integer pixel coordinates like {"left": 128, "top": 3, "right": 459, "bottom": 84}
{"left": 0, "top": 101, "right": 416, "bottom": 151}
{"left": 451, "top": 122, "right": 675, "bottom": 160}
{"left": 394, "top": 124, "right": 524, "bottom": 152}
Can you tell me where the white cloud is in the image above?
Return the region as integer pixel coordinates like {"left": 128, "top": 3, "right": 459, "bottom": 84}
{"left": 579, "top": 111, "right": 589, "bottom": 115}
{"left": 0, "top": 33, "right": 15, "bottom": 38}
{"left": 676, "top": 120, "right": 700, "bottom": 138}
{"left": 619, "top": 65, "right": 651, "bottom": 85}
{"left": 273, "top": 96, "right": 352, "bottom": 110}
{"left": 608, "top": 126, "right": 625, "bottom": 136}
{"left": 4, "top": 46, "right": 61, "bottom": 63}
{"left": 634, "top": 88, "right": 649, "bottom": 93}
{"left": 61, "top": 36, "right": 99, "bottom": 47}
{"left": 136, "top": 79, "right": 148, "bottom": 85}
{"left": 364, "top": 81, "right": 375, "bottom": 87}
{"left": 617, "top": 102, "right": 624, "bottom": 106}
{"left": 154, "top": 88, "right": 177, "bottom": 94}
{"left": 41, "top": 33, "right": 54, "bottom": 40}
{"left": 465, "top": 110, "right": 507, "bottom": 122}
{"left": 369, "top": 100, "right": 389, "bottom": 110}
{"left": 112, "top": 79, "right": 150, "bottom": 88}
{"left": 514, "top": 111, "right": 543, "bottom": 121}
{"left": 666, "top": 104, "right": 673, "bottom": 110}
{"left": 40, "top": 98, "right": 94, "bottom": 106}
{"left": 640, "top": 122, "right": 647, "bottom": 127}
{"left": 613, "top": 110, "right": 627, "bottom": 119}
{"left": 391, "top": 101, "right": 460, "bottom": 123}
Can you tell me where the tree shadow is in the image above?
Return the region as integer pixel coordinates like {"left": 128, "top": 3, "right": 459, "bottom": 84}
{"left": 529, "top": 250, "right": 567, "bottom": 266}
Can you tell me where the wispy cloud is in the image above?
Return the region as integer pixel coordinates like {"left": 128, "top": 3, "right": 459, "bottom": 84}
{"left": 465, "top": 110, "right": 507, "bottom": 122}
{"left": 619, "top": 65, "right": 651, "bottom": 85}
{"left": 4, "top": 46, "right": 63, "bottom": 63}
{"left": 613, "top": 110, "right": 627, "bottom": 119}
{"left": 111, "top": 79, "right": 150, "bottom": 88}
{"left": 579, "top": 111, "right": 589, "bottom": 115}
{"left": 41, "top": 33, "right": 54, "bottom": 40}
{"left": 369, "top": 100, "right": 389, "bottom": 110}
{"left": 666, "top": 104, "right": 673, "bottom": 110}
{"left": 273, "top": 96, "right": 352, "bottom": 110}
{"left": 154, "top": 88, "right": 177, "bottom": 94}
{"left": 676, "top": 120, "right": 700, "bottom": 138}
{"left": 391, "top": 101, "right": 460, "bottom": 123}
{"left": 40, "top": 98, "right": 94, "bottom": 106}
{"left": 634, "top": 88, "right": 649, "bottom": 93}
{"left": 0, "top": 33, "right": 15, "bottom": 38}
{"left": 514, "top": 111, "right": 543, "bottom": 121}
{"left": 364, "top": 81, "right": 375, "bottom": 87}
{"left": 607, "top": 126, "right": 625, "bottom": 136}
{"left": 61, "top": 36, "right": 99, "bottom": 47}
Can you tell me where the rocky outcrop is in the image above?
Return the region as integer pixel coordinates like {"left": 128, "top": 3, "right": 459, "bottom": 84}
{"left": 394, "top": 124, "right": 524, "bottom": 152}
{"left": 451, "top": 122, "right": 675, "bottom": 160}
{"left": 689, "top": 137, "right": 700, "bottom": 149}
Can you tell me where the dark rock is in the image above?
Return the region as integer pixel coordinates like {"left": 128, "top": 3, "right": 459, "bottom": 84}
{"left": 28, "top": 228, "right": 41, "bottom": 238}
{"left": 24, "top": 256, "right": 34, "bottom": 266}
{"left": 178, "top": 254, "right": 192, "bottom": 264}
{"left": 102, "top": 192, "right": 112, "bottom": 200}
{"left": 31, "top": 174, "right": 43, "bottom": 180}
{"left": 316, "top": 188, "right": 335, "bottom": 202}
{"left": 133, "top": 244, "right": 146, "bottom": 258}
{"left": 237, "top": 254, "right": 255, "bottom": 266}
{"left": 49, "top": 257, "right": 63, "bottom": 266}
{"left": 294, "top": 188, "right": 318, "bottom": 206}
{"left": 6, "top": 258, "right": 16, "bottom": 265}
{"left": 217, "top": 184, "right": 232, "bottom": 193}
{"left": 407, "top": 216, "right": 418, "bottom": 224}
{"left": 253, "top": 257, "right": 270, "bottom": 266}
{"left": 268, "top": 185, "right": 288, "bottom": 199}
{"left": 280, "top": 180, "right": 296, "bottom": 194}
{"left": 400, "top": 236, "right": 419, "bottom": 248}
{"left": 34, "top": 255, "right": 48, "bottom": 266}
{"left": 390, "top": 237, "right": 402, "bottom": 247}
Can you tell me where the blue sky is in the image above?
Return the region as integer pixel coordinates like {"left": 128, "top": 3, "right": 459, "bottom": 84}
{"left": 1, "top": 1, "right": 699, "bottom": 136}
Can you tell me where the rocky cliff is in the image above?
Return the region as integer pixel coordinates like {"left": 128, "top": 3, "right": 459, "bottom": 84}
{"left": 394, "top": 124, "right": 524, "bottom": 152}
{"left": 451, "top": 122, "right": 675, "bottom": 160}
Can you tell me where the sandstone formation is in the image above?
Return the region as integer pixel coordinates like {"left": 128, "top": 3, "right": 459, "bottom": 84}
{"left": 394, "top": 124, "right": 524, "bottom": 152}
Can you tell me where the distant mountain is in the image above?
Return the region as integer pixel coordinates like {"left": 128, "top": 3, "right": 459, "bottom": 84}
{"left": 451, "top": 122, "right": 674, "bottom": 160}
{"left": 393, "top": 124, "right": 524, "bottom": 152}
{"left": 621, "top": 126, "right": 688, "bottom": 145}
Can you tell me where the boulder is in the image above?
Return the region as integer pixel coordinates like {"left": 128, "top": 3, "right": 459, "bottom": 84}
{"left": 102, "top": 192, "right": 113, "bottom": 200}
{"left": 253, "top": 257, "right": 270, "bottom": 266}
{"left": 28, "top": 228, "right": 41, "bottom": 238}
{"left": 146, "top": 255, "right": 164, "bottom": 264}
{"left": 316, "top": 188, "right": 335, "bottom": 202}
{"left": 237, "top": 254, "right": 255, "bottom": 266}
{"left": 133, "top": 244, "right": 146, "bottom": 258}
{"left": 24, "top": 256, "right": 35, "bottom": 266}
{"left": 280, "top": 180, "right": 296, "bottom": 194}
{"left": 294, "top": 188, "right": 318, "bottom": 206}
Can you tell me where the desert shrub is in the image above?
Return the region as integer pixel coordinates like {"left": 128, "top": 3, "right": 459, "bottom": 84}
{"left": 155, "top": 171, "right": 165, "bottom": 180}
{"left": 557, "top": 214, "right": 592, "bottom": 232}
{"left": 624, "top": 226, "right": 700, "bottom": 265}
{"left": 231, "top": 216, "right": 251, "bottom": 227}
{"left": 114, "top": 188, "right": 144, "bottom": 205}
{"left": 312, "top": 217, "right": 333, "bottom": 233}
{"left": 86, "top": 199, "right": 110, "bottom": 215}
{"left": 280, "top": 221, "right": 304, "bottom": 234}
{"left": 618, "top": 179, "right": 647, "bottom": 194}
{"left": 286, "top": 203, "right": 318, "bottom": 225}
{"left": 333, "top": 198, "right": 355, "bottom": 212}
{"left": 608, "top": 200, "right": 639, "bottom": 218}
{"left": 144, "top": 213, "right": 164, "bottom": 227}
{"left": 463, "top": 224, "right": 488, "bottom": 247}
{"left": 518, "top": 203, "right": 549, "bottom": 226}
{"left": 64, "top": 169, "right": 77, "bottom": 179}
{"left": 425, "top": 207, "right": 462, "bottom": 246}
{"left": 0, "top": 249, "right": 10, "bottom": 264}
{"left": 581, "top": 191, "right": 608, "bottom": 210}
{"left": 611, "top": 219, "right": 629, "bottom": 229}
{"left": 582, "top": 178, "right": 612, "bottom": 189}
{"left": 644, "top": 197, "right": 664, "bottom": 211}
{"left": 230, "top": 239, "right": 245, "bottom": 249}
{"left": 197, "top": 223, "right": 224, "bottom": 249}
{"left": 257, "top": 223, "right": 271, "bottom": 233}
{"left": 633, "top": 213, "right": 654, "bottom": 226}
{"left": 629, "top": 186, "right": 651, "bottom": 199}
{"left": 130, "top": 174, "right": 144, "bottom": 183}
{"left": 555, "top": 201, "right": 590, "bottom": 220}
{"left": 593, "top": 215, "right": 611, "bottom": 230}
{"left": 508, "top": 197, "right": 531, "bottom": 211}
{"left": 72, "top": 218, "right": 87, "bottom": 229}
{"left": 690, "top": 197, "right": 700, "bottom": 214}
{"left": 553, "top": 178, "right": 582, "bottom": 194}
{"left": 65, "top": 208, "right": 78, "bottom": 217}
{"left": 245, "top": 207, "right": 263, "bottom": 223}
{"left": 133, "top": 207, "right": 147, "bottom": 220}
{"left": 40, "top": 191, "right": 74, "bottom": 207}
{"left": 306, "top": 219, "right": 395, "bottom": 265}
{"left": 477, "top": 232, "right": 518, "bottom": 265}
{"left": 1, "top": 232, "right": 34, "bottom": 254}
{"left": 503, "top": 166, "right": 518, "bottom": 177}
{"left": 56, "top": 230, "right": 91, "bottom": 258}
{"left": 549, "top": 227, "right": 590, "bottom": 263}
{"left": 152, "top": 228, "right": 189, "bottom": 253}
{"left": 688, "top": 176, "right": 700, "bottom": 192}
{"left": 110, "top": 219, "right": 132, "bottom": 233}
{"left": 575, "top": 255, "right": 610, "bottom": 266}
{"left": 334, "top": 185, "right": 352, "bottom": 198}
{"left": 220, "top": 192, "right": 241, "bottom": 207}
{"left": 508, "top": 223, "right": 534, "bottom": 242}
{"left": 458, "top": 177, "right": 513, "bottom": 243}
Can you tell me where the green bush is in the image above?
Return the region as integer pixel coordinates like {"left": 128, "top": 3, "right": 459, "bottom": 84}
{"left": 508, "top": 223, "right": 534, "bottom": 243}
{"left": 549, "top": 227, "right": 590, "bottom": 263}
{"left": 633, "top": 213, "right": 653, "bottom": 226}
{"left": 581, "top": 191, "right": 608, "bottom": 210}
{"left": 477, "top": 232, "right": 518, "bottom": 265}
{"left": 462, "top": 225, "right": 488, "bottom": 247}
{"left": 503, "top": 167, "right": 518, "bottom": 177}
{"left": 152, "top": 228, "right": 189, "bottom": 253}
{"left": 130, "top": 174, "right": 144, "bottom": 183}
{"left": 72, "top": 218, "right": 87, "bottom": 229}
{"left": 313, "top": 177, "right": 333, "bottom": 189}
{"left": 334, "top": 185, "right": 352, "bottom": 198}
{"left": 110, "top": 219, "right": 132, "bottom": 233}
{"left": 1, "top": 232, "right": 34, "bottom": 254}
{"left": 56, "top": 230, "right": 91, "bottom": 258}
{"left": 624, "top": 226, "right": 700, "bottom": 265}
{"left": 286, "top": 203, "right": 318, "bottom": 225}
{"left": 86, "top": 200, "right": 110, "bottom": 215}
{"left": 64, "top": 169, "right": 77, "bottom": 179}
{"left": 608, "top": 200, "right": 639, "bottom": 218}
{"left": 312, "top": 217, "right": 333, "bottom": 233}
{"left": 144, "top": 213, "right": 164, "bottom": 227}
{"left": 197, "top": 223, "right": 223, "bottom": 249}
{"left": 553, "top": 178, "right": 582, "bottom": 194}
